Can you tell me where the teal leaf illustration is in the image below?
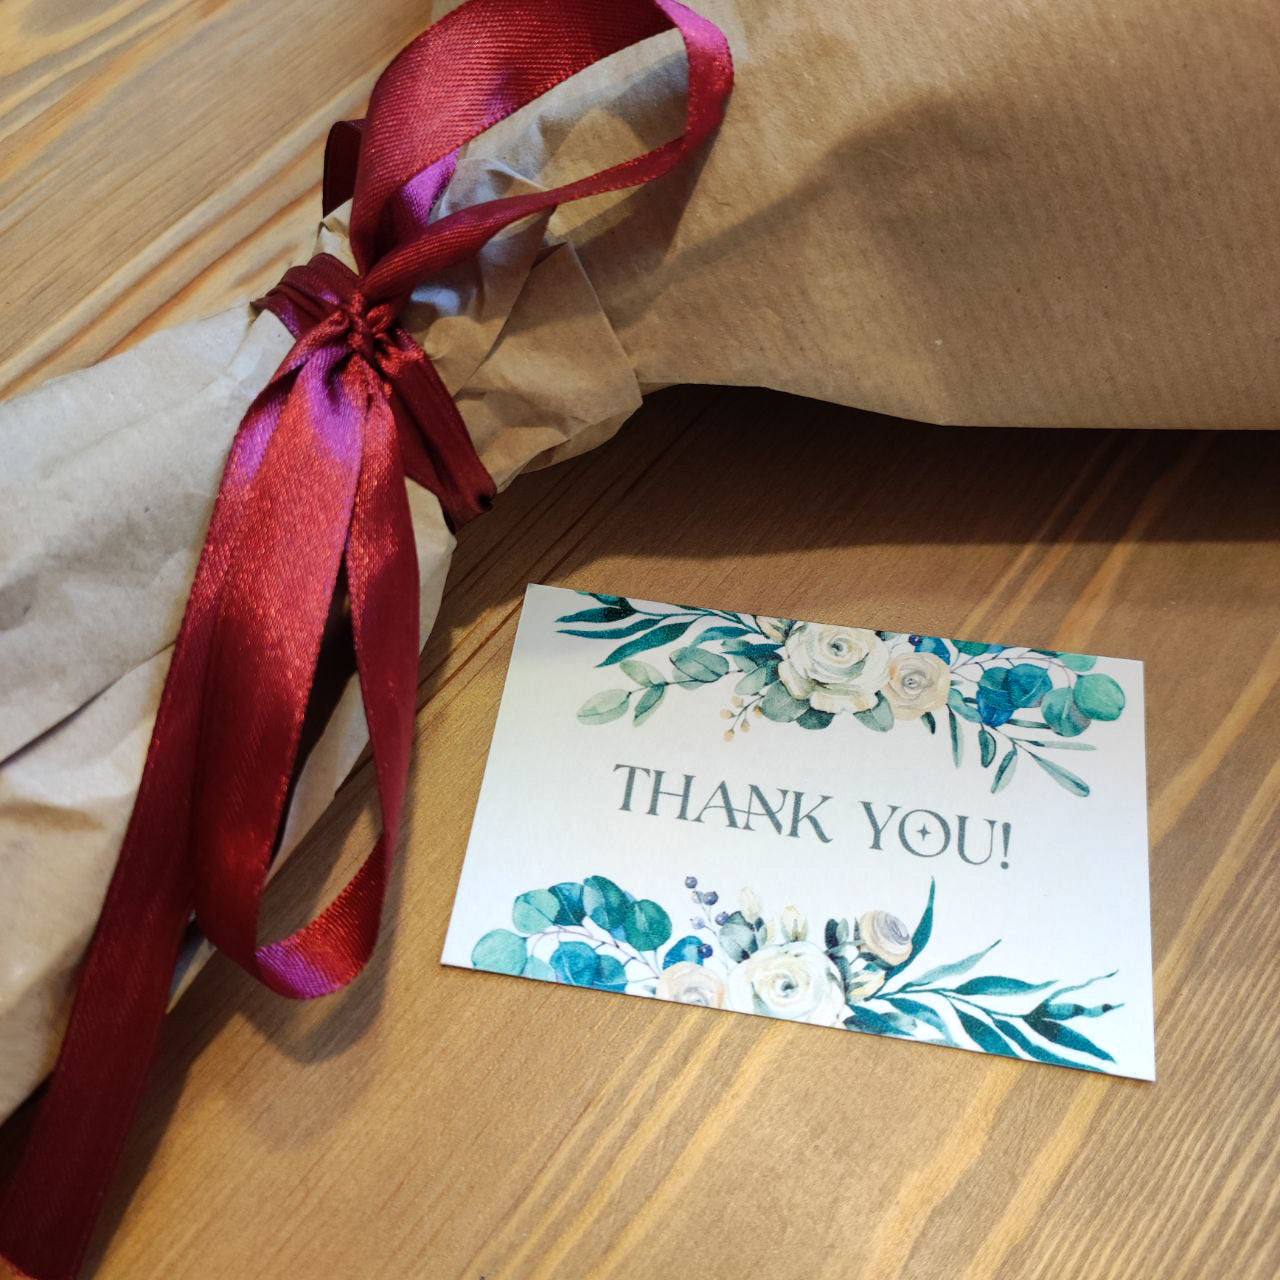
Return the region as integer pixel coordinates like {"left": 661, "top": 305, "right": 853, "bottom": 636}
{"left": 948, "top": 708, "right": 964, "bottom": 766}
{"left": 978, "top": 728, "right": 997, "bottom": 767}
{"left": 1059, "top": 653, "right": 1097, "bottom": 672}
{"left": 824, "top": 917, "right": 851, "bottom": 949}
{"left": 670, "top": 646, "right": 730, "bottom": 683}
{"left": 991, "top": 747, "right": 1017, "bottom": 793}
{"left": 844, "top": 1005, "right": 918, "bottom": 1038}
{"left": 593, "top": 954, "right": 628, "bottom": 992}
{"left": 557, "top": 605, "right": 634, "bottom": 625}
{"left": 577, "top": 689, "right": 630, "bottom": 725}
{"left": 598, "top": 620, "right": 695, "bottom": 666}
{"left": 908, "top": 882, "right": 935, "bottom": 960}
{"left": 900, "top": 940, "right": 1000, "bottom": 990}
{"left": 1072, "top": 673, "right": 1126, "bottom": 721}
{"left": 1030, "top": 752, "right": 1090, "bottom": 797}
{"left": 956, "top": 1009, "right": 1019, "bottom": 1058}
{"left": 914, "top": 636, "right": 954, "bottom": 662}
{"left": 1005, "top": 663, "right": 1053, "bottom": 708}
{"left": 582, "top": 875, "right": 631, "bottom": 931}
{"left": 550, "top": 940, "right": 601, "bottom": 986}
{"left": 882, "top": 996, "right": 954, "bottom": 1042}
{"left": 948, "top": 689, "right": 982, "bottom": 723}
{"left": 633, "top": 684, "right": 666, "bottom": 725}
{"left": 545, "top": 941, "right": 631, "bottom": 990}
{"left": 522, "top": 955, "right": 555, "bottom": 981}
{"left": 662, "top": 936, "right": 706, "bottom": 968}
{"left": 853, "top": 693, "right": 894, "bottom": 733}
{"left": 951, "top": 975, "right": 1055, "bottom": 998}
{"left": 1035, "top": 972, "right": 1117, "bottom": 1008}
{"left": 624, "top": 899, "right": 672, "bottom": 952}
{"left": 1020, "top": 737, "right": 1095, "bottom": 751}
{"left": 735, "top": 665, "right": 773, "bottom": 696}
{"left": 1027, "top": 1016, "right": 1115, "bottom": 1062}
{"left": 1041, "top": 686, "right": 1090, "bottom": 738}
{"left": 976, "top": 670, "right": 1015, "bottom": 726}
{"left": 620, "top": 658, "right": 663, "bottom": 686}
{"left": 606, "top": 888, "right": 638, "bottom": 942}
{"left": 549, "top": 881, "right": 586, "bottom": 925}
{"left": 797, "top": 707, "right": 835, "bottom": 730}
{"left": 1024, "top": 650, "right": 1095, "bottom": 670}
{"left": 887, "top": 880, "right": 935, "bottom": 978}
{"left": 921, "top": 711, "right": 937, "bottom": 734}
{"left": 722, "top": 638, "right": 786, "bottom": 661}
{"left": 471, "top": 929, "right": 528, "bottom": 976}
{"left": 512, "top": 889, "right": 563, "bottom": 934}
{"left": 955, "top": 640, "right": 1001, "bottom": 657}
{"left": 559, "top": 617, "right": 661, "bottom": 640}
{"left": 991, "top": 1017, "right": 1101, "bottom": 1071}
{"left": 1040, "top": 1000, "right": 1121, "bottom": 1021}
{"left": 718, "top": 910, "right": 763, "bottom": 962}
{"left": 695, "top": 625, "right": 751, "bottom": 643}
{"left": 760, "top": 682, "right": 808, "bottom": 722}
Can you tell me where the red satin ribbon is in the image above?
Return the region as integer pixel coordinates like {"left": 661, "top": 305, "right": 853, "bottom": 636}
{"left": 0, "top": 4, "right": 731, "bottom": 1277}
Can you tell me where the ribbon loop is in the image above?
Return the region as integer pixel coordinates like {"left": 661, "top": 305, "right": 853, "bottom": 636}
{"left": 0, "top": 4, "right": 731, "bottom": 1277}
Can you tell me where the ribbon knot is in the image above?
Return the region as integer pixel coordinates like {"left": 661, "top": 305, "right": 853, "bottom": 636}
{"left": 0, "top": 3, "right": 731, "bottom": 1277}
{"left": 339, "top": 290, "right": 395, "bottom": 361}
{"left": 258, "top": 250, "right": 496, "bottom": 530}
{"left": 257, "top": 255, "right": 391, "bottom": 363}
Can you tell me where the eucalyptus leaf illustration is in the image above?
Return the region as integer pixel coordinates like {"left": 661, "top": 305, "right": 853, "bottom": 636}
{"left": 556, "top": 593, "right": 1128, "bottom": 798}
{"left": 1072, "top": 673, "right": 1126, "bottom": 720}
{"left": 633, "top": 684, "right": 666, "bottom": 725}
{"left": 471, "top": 929, "right": 527, "bottom": 975}
{"left": 576, "top": 688, "right": 630, "bottom": 725}
{"left": 472, "top": 873, "right": 1123, "bottom": 1072}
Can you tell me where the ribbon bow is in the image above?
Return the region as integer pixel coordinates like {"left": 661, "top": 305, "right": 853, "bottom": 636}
{"left": 0, "top": 3, "right": 731, "bottom": 1276}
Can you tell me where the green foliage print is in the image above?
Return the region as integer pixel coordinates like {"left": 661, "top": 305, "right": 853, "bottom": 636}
{"left": 472, "top": 873, "right": 1123, "bottom": 1072}
{"left": 558, "top": 593, "right": 1129, "bottom": 798}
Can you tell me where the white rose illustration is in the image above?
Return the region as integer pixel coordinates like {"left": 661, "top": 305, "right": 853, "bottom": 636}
{"left": 727, "top": 941, "right": 848, "bottom": 1025}
{"left": 884, "top": 651, "right": 951, "bottom": 719}
{"left": 656, "top": 962, "right": 726, "bottom": 1008}
{"left": 778, "top": 624, "right": 891, "bottom": 714}
{"left": 857, "top": 910, "right": 913, "bottom": 967}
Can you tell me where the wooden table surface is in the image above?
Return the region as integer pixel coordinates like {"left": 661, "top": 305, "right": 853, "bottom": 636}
{"left": 3, "top": 3, "right": 1279, "bottom": 1277}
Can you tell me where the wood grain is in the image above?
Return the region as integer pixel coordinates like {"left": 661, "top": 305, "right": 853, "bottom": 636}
{"left": 3, "top": 3, "right": 1280, "bottom": 1278}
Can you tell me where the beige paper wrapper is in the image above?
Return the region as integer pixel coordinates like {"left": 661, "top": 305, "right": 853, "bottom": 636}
{"left": 0, "top": 159, "right": 641, "bottom": 1121}
{"left": 2, "top": 0, "right": 1275, "bottom": 1120}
